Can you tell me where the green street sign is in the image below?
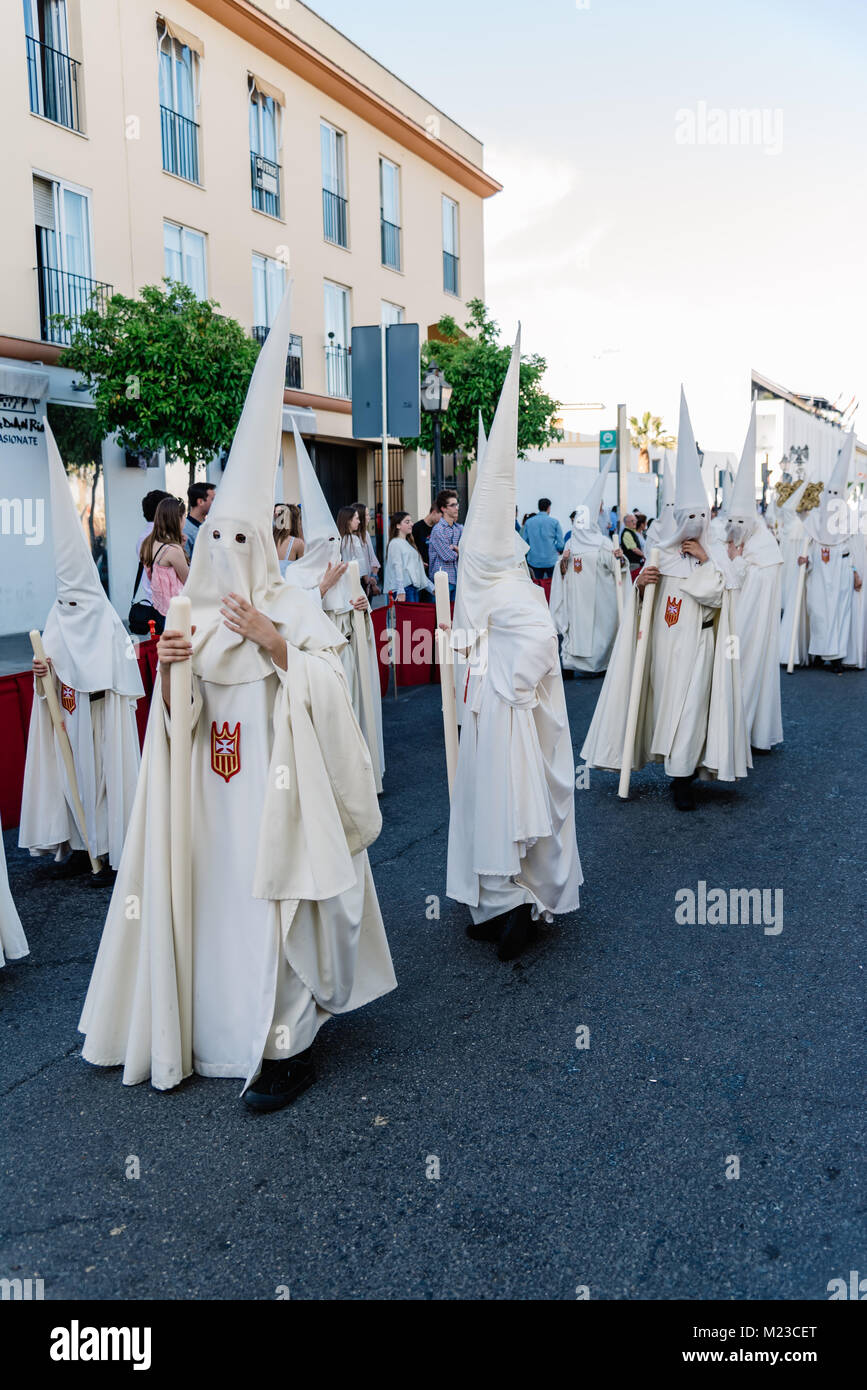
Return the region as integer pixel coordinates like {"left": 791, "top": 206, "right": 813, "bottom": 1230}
{"left": 600, "top": 429, "right": 617, "bottom": 451}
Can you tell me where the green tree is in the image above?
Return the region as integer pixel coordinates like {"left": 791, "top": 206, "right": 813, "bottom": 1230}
{"left": 401, "top": 299, "right": 561, "bottom": 466}
{"left": 46, "top": 401, "right": 107, "bottom": 559}
{"left": 57, "top": 281, "right": 261, "bottom": 486}
{"left": 628, "top": 410, "right": 676, "bottom": 474}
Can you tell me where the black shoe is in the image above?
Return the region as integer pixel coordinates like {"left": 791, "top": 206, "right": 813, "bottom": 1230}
{"left": 88, "top": 862, "right": 116, "bottom": 888}
{"left": 466, "top": 909, "right": 512, "bottom": 942}
{"left": 829, "top": 659, "right": 844, "bottom": 675}
{"left": 497, "top": 903, "right": 538, "bottom": 962}
{"left": 243, "top": 1051, "right": 316, "bottom": 1113}
{"left": 672, "top": 776, "right": 696, "bottom": 812}
{"left": 48, "top": 849, "right": 91, "bottom": 880}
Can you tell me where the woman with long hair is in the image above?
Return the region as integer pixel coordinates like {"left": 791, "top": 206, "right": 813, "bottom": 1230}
{"left": 140, "top": 497, "right": 189, "bottom": 624}
{"left": 351, "top": 501, "right": 381, "bottom": 597}
{"left": 384, "top": 512, "right": 434, "bottom": 603}
{"left": 273, "top": 503, "right": 305, "bottom": 577}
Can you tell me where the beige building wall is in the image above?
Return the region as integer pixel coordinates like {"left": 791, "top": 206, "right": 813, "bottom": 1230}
{"left": 1, "top": 0, "right": 498, "bottom": 516}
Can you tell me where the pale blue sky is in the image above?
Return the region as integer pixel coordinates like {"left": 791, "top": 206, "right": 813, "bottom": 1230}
{"left": 309, "top": 0, "right": 867, "bottom": 448}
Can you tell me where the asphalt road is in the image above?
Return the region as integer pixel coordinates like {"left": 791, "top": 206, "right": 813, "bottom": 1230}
{"left": 1, "top": 664, "right": 864, "bottom": 1301}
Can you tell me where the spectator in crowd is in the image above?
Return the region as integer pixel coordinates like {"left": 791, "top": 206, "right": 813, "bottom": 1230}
{"left": 134, "top": 489, "right": 171, "bottom": 611}
{"left": 384, "top": 512, "right": 435, "bottom": 602}
{"left": 521, "top": 512, "right": 536, "bottom": 527}
{"left": 273, "top": 503, "right": 305, "bottom": 578}
{"left": 351, "top": 501, "right": 382, "bottom": 597}
{"left": 563, "top": 510, "right": 577, "bottom": 545}
{"left": 428, "top": 489, "right": 463, "bottom": 599}
{"left": 635, "top": 512, "right": 649, "bottom": 549}
{"left": 183, "top": 482, "right": 216, "bottom": 559}
{"left": 522, "top": 497, "right": 564, "bottom": 580}
{"left": 412, "top": 500, "right": 441, "bottom": 573}
{"left": 515, "top": 506, "right": 522, "bottom": 534}
{"left": 608, "top": 504, "right": 619, "bottom": 537}
{"left": 620, "top": 512, "right": 645, "bottom": 578}
{"left": 141, "top": 497, "right": 189, "bottom": 621}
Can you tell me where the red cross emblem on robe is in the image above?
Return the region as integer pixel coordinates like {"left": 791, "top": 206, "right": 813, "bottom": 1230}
{"left": 664, "top": 595, "right": 682, "bottom": 628}
{"left": 211, "top": 721, "right": 241, "bottom": 782}
{"left": 821, "top": 546, "right": 830, "bottom": 564}
{"left": 572, "top": 555, "right": 583, "bottom": 574}
{"left": 61, "top": 685, "right": 76, "bottom": 713}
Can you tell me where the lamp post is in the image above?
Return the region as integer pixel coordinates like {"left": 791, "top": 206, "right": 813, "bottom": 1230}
{"left": 421, "top": 361, "right": 453, "bottom": 500}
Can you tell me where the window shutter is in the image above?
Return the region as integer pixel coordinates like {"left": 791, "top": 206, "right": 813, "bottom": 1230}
{"left": 33, "top": 176, "right": 56, "bottom": 230}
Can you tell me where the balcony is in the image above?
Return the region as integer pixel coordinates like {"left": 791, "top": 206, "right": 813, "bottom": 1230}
{"left": 443, "top": 251, "right": 460, "bottom": 296}
{"left": 25, "top": 36, "right": 82, "bottom": 133}
{"left": 381, "top": 218, "right": 401, "bottom": 271}
{"left": 323, "top": 188, "right": 348, "bottom": 248}
{"left": 36, "top": 266, "right": 112, "bottom": 344}
{"left": 252, "top": 326, "right": 303, "bottom": 390}
{"left": 161, "top": 105, "right": 200, "bottom": 184}
{"left": 251, "top": 153, "right": 281, "bottom": 218}
{"left": 325, "top": 344, "right": 351, "bottom": 399}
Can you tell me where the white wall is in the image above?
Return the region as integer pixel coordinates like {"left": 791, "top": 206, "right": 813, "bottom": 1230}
{"left": 516, "top": 460, "right": 659, "bottom": 533}
{"left": 0, "top": 405, "right": 54, "bottom": 637}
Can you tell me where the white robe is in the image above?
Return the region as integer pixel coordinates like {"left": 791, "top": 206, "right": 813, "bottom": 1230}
{"left": 447, "top": 604, "right": 583, "bottom": 924}
{"left": 582, "top": 559, "right": 751, "bottom": 782}
{"left": 805, "top": 542, "right": 856, "bottom": 661}
{"left": 845, "top": 516, "right": 867, "bottom": 668}
{"left": 79, "top": 639, "right": 396, "bottom": 1091}
{"left": 550, "top": 542, "right": 619, "bottom": 673}
{"left": 777, "top": 504, "right": 809, "bottom": 666}
{"left": 19, "top": 678, "right": 141, "bottom": 869}
{"left": 0, "top": 813, "right": 29, "bottom": 967}
{"left": 330, "top": 607, "right": 386, "bottom": 780}
{"left": 729, "top": 537, "right": 783, "bottom": 750}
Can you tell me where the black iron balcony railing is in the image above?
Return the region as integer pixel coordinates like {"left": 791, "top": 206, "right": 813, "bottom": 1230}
{"left": 443, "top": 250, "right": 460, "bottom": 295}
{"left": 325, "top": 344, "right": 351, "bottom": 399}
{"left": 251, "top": 152, "right": 281, "bottom": 218}
{"left": 381, "top": 218, "right": 401, "bottom": 271}
{"left": 25, "top": 35, "right": 82, "bottom": 132}
{"left": 36, "top": 266, "right": 113, "bottom": 344}
{"left": 161, "top": 105, "right": 200, "bottom": 183}
{"left": 323, "top": 188, "right": 348, "bottom": 247}
{"left": 252, "top": 326, "right": 303, "bottom": 389}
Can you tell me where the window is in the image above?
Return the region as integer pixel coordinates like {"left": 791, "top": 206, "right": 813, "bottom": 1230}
{"left": 442, "top": 195, "right": 460, "bottom": 295}
{"left": 379, "top": 157, "right": 401, "bottom": 270}
{"left": 24, "top": 0, "right": 82, "bottom": 132}
{"left": 324, "top": 280, "right": 351, "bottom": 397}
{"left": 321, "top": 121, "right": 348, "bottom": 247}
{"left": 158, "top": 22, "right": 201, "bottom": 184}
{"left": 381, "top": 300, "right": 404, "bottom": 327}
{"left": 33, "top": 173, "right": 110, "bottom": 342}
{"left": 164, "top": 221, "right": 206, "bottom": 298}
{"left": 252, "top": 252, "right": 286, "bottom": 336}
{"left": 249, "top": 77, "right": 282, "bottom": 217}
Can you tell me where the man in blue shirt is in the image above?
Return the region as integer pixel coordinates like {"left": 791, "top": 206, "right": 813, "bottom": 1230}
{"left": 521, "top": 497, "right": 564, "bottom": 579}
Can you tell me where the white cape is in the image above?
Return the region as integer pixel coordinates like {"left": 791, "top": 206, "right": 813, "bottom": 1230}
{"left": 550, "top": 541, "right": 619, "bottom": 673}
{"left": 1, "top": 813, "right": 29, "bottom": 967}
{"left": 729, "top": 539, "right": 783, "bottom": 749}
{"left": 805, "top": 543, "right": 855, "bottom": 661}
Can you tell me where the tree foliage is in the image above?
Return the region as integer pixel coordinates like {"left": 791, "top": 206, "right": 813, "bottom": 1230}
{"left": 57, "top": 281, "right": 260, "bottom": 484}
{"left": 628, "top": 410, "right": 676, "bottom": 472}
{"left": 46, "top": 401, "right": 107, "bottom": 555}
{"left": 401, "top": 299, "right": 561, "bottom": 466}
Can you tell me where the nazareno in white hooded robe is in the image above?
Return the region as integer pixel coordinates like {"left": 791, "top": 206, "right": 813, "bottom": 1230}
{"left": 775, "top": 479, "right": 809, "bottom": 666}
{"left": 802, "top": 434, "right": 860, "bottom": 662}
{"left": 724, "top": 408, "right": 783, "bottom": 750}
{"left": 282, "top": 421, "right": 385, "bottom": 778}
{"left": 845, "top": 491, "right": 867, "bottom": 669}
{"left": 549, "top": 452, "right": 621, "bottom": 674}
{"left": 1, "top": 813, "right": 29, "bottom": 968}
{"left": 79, "top": 286, "right": 396, "bottom": 1091}
{"left": 581, "top": 387, "right": 751, "bottom": 784}
{"left": 19, "top": 421, "right": 143, "bottom": 869}
{"left": 446, "top": 330, "right": 583, "bottom": 925}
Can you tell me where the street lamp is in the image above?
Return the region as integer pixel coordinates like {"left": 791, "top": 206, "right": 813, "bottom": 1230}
{"left": 421, "top": 361, "right": 453, "bottom": 498}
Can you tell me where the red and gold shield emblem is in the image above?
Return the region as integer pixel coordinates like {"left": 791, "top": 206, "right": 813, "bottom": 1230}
{"left": 664, "top": 595, "right": 682, "bottom": 628}
{"left": 573, "top": 555, "right": 583, "bottom": 574}
{"left": 61, "top": 685, "right": 76, "bottom": 713}
{"left": 821, "top": 546, "right": 830, "bottom": 564}
{"left": 210, "top": 721, "right": 241, "bottom": 783}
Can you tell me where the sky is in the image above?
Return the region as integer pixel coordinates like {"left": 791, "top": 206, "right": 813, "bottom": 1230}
{"left": 307, "top": 0, "right": 867, "bottom": 452}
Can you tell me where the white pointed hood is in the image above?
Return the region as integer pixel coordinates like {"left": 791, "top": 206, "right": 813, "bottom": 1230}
{"left": 571, "top": 452, "right": 615, "bottom": 549}
{"left": 657, "top": 387, "right": 714, "bottom": 576}
{"left": 477, "top": 409, "right": 487, "bottom": 466}
{"left": 726, "top": 407, "right": 780, "bottom": 565}
{"left": 452, "top": 329, "right": 547, "bottom": 641}
{"left": 186, "top": 284, "right": 344, "bottom": 683}
{"left": 41, "top": 420, "right": 142, "bottom": 697}
{"left": 646, "top": 453, "right": 676, "bottom": 547}
{"left": 804, "top": 431, "right": 855, "bottom": 546}
{"left": 282, "top": 420, "right": 351, "bottom": 612}
{"left": 720, "top": 466, "right": 734, "bottom": 514}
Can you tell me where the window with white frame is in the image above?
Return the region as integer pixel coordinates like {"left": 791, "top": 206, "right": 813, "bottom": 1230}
{"left": 157, "top": 22, "right": 201, "bottom": 183}
{"left": 164, "top": 220, "right": 207, "bottom": 298}
{"left": 379, "top": 157, "right": 401, "bottom": 270}
{"left": 324, "top": 280, "right": 351, "bottom": 397}
{"left": 33, "top": 172, "right": 109, "bottom": 342}
{"left": 442, "top": 195, "right": 460, "bottom": 295}
{"left": 252, "top": 252, "right": 286, "bottom": 335}
{"left": 321, "top": 121, "right": 348, "bottom": 247}
{"left": 249, "top": 79, "right": 282, "bottom": 217}
{"left": 381, "top": 300, "right": 404, "bottom": 327}
{"left": 24, "top": 0, "right": 82, "bottom": 132}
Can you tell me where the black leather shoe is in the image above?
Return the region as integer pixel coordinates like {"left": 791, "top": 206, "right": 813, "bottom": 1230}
{"left": 48, "top": 850, "right": 91, "bottom": 879}
{"left": 672, "top": 776, "right": 696, "bottom": 811}
{"left": 243, "top": 1052, "right": 316, "bottom": 1113}
{"left": 88, "top": 862, "right": 116, "bottom": 888}
{"left": 497, "top": 903, "right": 538, "bottom": 962}
{"left": 466, "top": 909, "right": 512, "bottom": 942}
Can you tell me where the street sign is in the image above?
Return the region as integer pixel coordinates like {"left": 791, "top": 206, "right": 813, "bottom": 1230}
{"left": 351, "top": 324, "right": 420, "bottom": 439}
{"left": 600, "top": 429, "right": 617, "bottom": 451}
{"left": 350, "top": 326, "right": 382, "bottom": 439}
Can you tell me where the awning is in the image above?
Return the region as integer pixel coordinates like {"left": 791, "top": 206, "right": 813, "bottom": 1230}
{"left": 248, "top": 72, "right": 286, "bottom": 107}
{"left": 0, "top": 365, "right": 51, "bottom": 403}
{"left": 282, "top": 405, "right": 316, "bottom": 435}
{"left": 157, "top": 15, "right": 204, "bottom": 57}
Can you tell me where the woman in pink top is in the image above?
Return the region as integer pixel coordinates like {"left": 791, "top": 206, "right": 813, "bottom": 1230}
{"left": 141, "top": 497, "right": 189, "bottom": 617}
